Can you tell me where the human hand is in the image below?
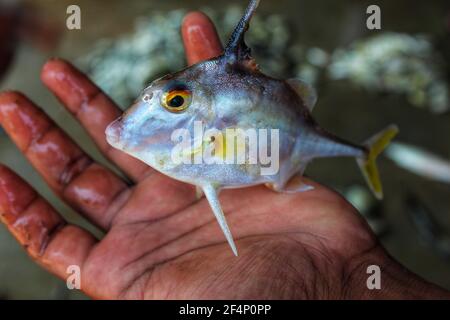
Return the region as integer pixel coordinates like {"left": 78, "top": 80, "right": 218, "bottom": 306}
{"left": 0, "top": 12, "right": 448, "bottom": 299}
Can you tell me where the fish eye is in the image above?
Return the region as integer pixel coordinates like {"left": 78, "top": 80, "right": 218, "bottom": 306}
{"left": 161, "top": 87, "right": 192, "bottom": 113}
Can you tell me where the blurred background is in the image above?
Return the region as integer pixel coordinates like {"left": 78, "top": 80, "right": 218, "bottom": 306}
{"left": 0, "top": 0, "right": 449, "bottom": 299}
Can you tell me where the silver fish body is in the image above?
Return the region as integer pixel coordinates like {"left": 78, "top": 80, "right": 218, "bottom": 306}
{"left": 107, "top": 58, "right": 364, "bottom": 188}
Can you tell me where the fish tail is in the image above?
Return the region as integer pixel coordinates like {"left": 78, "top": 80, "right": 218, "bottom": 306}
{"left": 356, "top": 125, "right": 399, "bottom": 200}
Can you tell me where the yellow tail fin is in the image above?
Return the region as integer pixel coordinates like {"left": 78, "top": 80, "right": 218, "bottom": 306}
{"left": 357, "top": 125, "right": 399, "bottom": 200}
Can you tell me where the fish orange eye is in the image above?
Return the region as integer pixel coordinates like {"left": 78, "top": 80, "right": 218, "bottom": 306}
{"left": 161, "top": 89, "right": 192, "bottom": 112}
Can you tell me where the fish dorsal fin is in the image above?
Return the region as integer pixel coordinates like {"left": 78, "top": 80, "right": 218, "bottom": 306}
{"left": 224, "top": 0, "right": 260, "bottom": 63}
{"left": 287, "top": 78, "right": 318, "bottom": 112}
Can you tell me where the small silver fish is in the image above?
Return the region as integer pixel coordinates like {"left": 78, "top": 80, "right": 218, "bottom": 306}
{"left": 106, "top": 0, "right": 398, "bottom": 256}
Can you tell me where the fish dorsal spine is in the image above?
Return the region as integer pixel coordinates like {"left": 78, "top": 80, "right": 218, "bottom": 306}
{"left": 224, "top": 0, "right": 260, "bottom": 63}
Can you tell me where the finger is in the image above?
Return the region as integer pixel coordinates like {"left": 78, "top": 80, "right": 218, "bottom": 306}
{"left": 182, "top": 11, "right": 223, "bottom": 66}
{"left": 0, "top": 164, "right": 97, "bottom": 280}
{"left": 40, "top": 59, "right": 150, "bottom": 182}
{"left": 0, "top": 91, "right": 129, "bottom": 230}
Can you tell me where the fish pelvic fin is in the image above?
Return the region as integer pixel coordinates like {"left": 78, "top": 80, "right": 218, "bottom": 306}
{"left": 224, "top": 0, "right": 260, "bottom": 63}
{"left": 357, "top": 125, "right": 399, "bottom": 200}
{"left": 202, "top": 184, "right": 238, "bottom": 256}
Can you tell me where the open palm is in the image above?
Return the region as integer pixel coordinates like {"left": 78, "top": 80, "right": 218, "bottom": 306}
{"left": 0, "top": 12, "right": 445, "bottom": 300}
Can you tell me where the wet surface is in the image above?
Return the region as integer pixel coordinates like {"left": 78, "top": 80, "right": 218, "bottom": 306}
{"left": 0, "top": 0, "right": 449, "bottom": 299}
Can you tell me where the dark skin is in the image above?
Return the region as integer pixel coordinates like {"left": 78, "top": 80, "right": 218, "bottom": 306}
{"left": 0, "top": 12, "right": 449, "bottom": 299}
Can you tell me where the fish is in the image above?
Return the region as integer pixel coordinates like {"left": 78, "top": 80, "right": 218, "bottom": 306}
{"left": 105, "top": 0, "right": 399, "bottom": 256}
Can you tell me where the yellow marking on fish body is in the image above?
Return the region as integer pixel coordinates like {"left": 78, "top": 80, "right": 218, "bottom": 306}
{"left": 185, "top": 129, "right": 248, "bottom": 163}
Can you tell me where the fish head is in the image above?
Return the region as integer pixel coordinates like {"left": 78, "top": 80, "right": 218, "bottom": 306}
{"left": 106, "top": 0, "right": 262, "bottom": 172}
{"left": 105, "top": 67, "right": 215, "bottom": 169}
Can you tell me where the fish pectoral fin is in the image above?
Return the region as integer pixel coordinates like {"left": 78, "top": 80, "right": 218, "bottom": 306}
{"left": 266, "top": 173, "right": 314, "bottom": 194}
{"left": 287, "top": 78, "right": 318, "bottom": 112}
{"left": 202, "top": 184, "right": 238, "bottom": 256}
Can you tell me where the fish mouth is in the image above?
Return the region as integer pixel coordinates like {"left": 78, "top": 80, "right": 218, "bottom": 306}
{"left": 105, "top": 118, "right": 123, "bottom": 149}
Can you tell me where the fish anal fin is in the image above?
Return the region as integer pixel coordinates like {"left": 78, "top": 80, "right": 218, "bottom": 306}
{"left": 287, "top": 78, "right": 318, "bottom": 112}
{"left": 266, "top": 173, "right": 314, "bottom": 194}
